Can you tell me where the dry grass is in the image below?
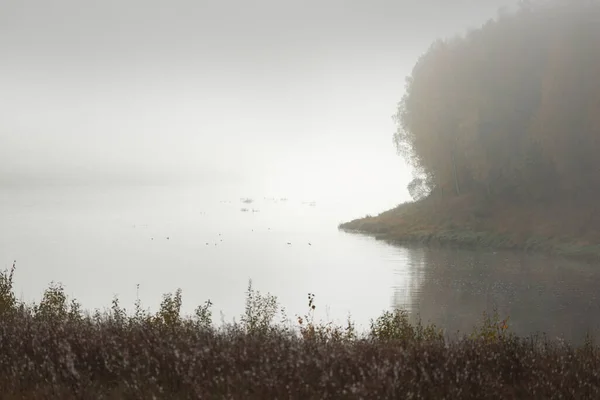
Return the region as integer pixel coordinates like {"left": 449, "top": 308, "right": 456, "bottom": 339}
{"left": 339, "top": 194, "right": 600, "bottom": 262}
{"left": 1, "top": 262, "right": 600, "bottom": 398}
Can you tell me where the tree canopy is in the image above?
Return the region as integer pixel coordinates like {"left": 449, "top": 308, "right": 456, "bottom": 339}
{"left": 396, "top": 0, "right": 600, "bottom": 202}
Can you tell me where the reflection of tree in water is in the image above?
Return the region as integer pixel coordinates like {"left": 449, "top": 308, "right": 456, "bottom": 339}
{"left": 391, "top": 246, "right": 600, "bottom": 344}
{"left": 390, "top": 246, "right": 427, "bottom": 315}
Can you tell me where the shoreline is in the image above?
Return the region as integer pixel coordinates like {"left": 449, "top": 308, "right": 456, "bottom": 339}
{"left": 338, "top": 197, "right": 600, "bottom": 264}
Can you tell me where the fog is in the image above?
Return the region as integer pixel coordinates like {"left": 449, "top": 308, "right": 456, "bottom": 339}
{"left": 1, "top": 0, "right": 514, "bottom": 206}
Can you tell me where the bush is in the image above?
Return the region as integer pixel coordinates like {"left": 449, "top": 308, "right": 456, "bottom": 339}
{"left": 0, "top": 263, "right": 598, "bottom": 398}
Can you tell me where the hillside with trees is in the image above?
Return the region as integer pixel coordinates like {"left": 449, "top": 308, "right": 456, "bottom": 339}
{"left": 341, "top": 0, "right": 600, "bottom": 260}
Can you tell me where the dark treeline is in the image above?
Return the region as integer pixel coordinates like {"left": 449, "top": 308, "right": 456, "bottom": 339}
{"left": 395, "top": 0, "right": 600, "bottom": 202}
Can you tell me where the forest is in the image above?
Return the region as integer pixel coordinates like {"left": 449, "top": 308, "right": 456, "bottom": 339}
{"left": 396, "top": 0, "right": 600, "bottom": 203}
{"left": 340, "top": 0, "right": 600, "bottom": 259}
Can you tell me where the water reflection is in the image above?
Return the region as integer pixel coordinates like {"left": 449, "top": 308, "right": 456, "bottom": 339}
{"left": 391, "top": 245, "right": 600, "bottom": 344}
{"left": 390, "top": 247, "right": 426, "bottom": 312}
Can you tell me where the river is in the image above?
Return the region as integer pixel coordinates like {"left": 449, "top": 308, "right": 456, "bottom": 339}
{"left": 1, "top": 184, "right": 598, "bottom": 343}
{"left": 390, "top": 244, "right": 600, "bottom": 344}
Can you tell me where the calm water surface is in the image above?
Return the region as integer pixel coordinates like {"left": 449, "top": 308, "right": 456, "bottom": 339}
{"left": 1, "top": 185, "right": 599, "bottom": 342}
{"left": 394, "top": 245, "right": 600, "bottom": 344}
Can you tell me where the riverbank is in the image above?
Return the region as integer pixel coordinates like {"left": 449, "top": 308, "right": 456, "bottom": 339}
{"left": 1, "top": 264, "right": 600, "bottom": 398}
{"left": 339, "top": 194, "right": 600, "bottom": 263}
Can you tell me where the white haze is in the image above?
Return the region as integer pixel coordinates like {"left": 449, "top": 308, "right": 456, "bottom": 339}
{"left": 1, "top": 0, "right": 515, "bottom": 213}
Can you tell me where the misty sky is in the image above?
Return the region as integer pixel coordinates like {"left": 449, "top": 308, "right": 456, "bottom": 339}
{"left": 1, "top": 0, "right": 515, "bottom": 202}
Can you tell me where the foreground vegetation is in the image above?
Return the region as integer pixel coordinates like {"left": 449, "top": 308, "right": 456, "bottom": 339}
{"left": 2, "top": 262, "right": 600, "bottom": 399}
{"left": 343, "top": 0, "right": 600, "bottom": 260}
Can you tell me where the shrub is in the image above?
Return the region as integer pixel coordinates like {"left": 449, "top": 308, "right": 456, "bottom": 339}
{"left": 0, "top": 265, "right": 597, "bottom": 398}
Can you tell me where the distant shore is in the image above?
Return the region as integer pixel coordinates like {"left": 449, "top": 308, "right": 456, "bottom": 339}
{"left": 338, "top": 194, "right": 600, "bottom": 263}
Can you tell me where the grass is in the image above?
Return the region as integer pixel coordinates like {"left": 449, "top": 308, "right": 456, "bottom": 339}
{"left": 1, "top": 261, "right": 600, "bottom": 398}
{"left": 339, "top": 193, "right": 600, "bottom": 263}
